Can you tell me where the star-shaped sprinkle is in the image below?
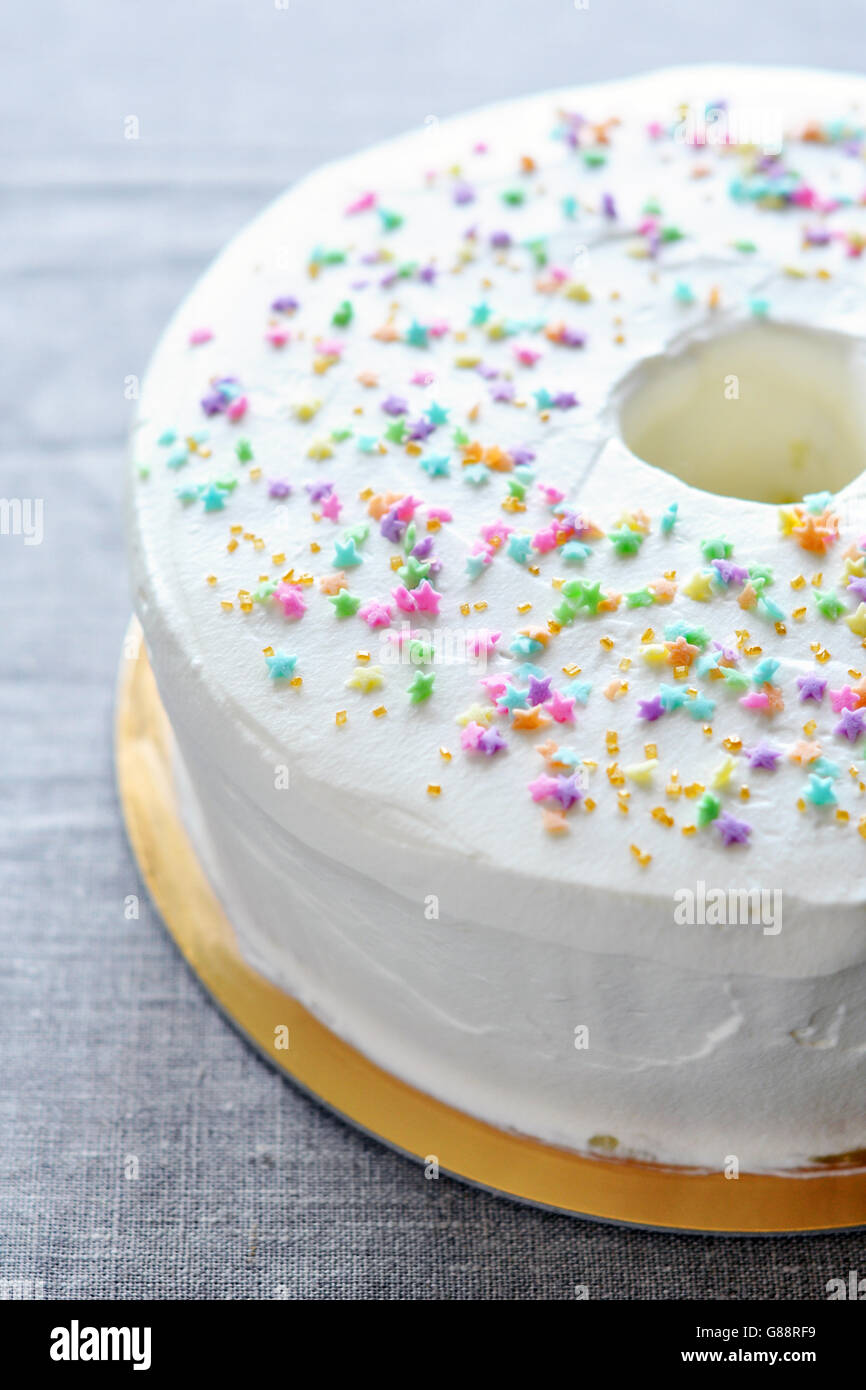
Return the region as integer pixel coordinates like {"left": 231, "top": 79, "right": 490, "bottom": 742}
{"left": 407, "top": 671, "right": 435, "bottom": 703}
{"left": 528, "top": 774, "right": 558, "bottom": 803}
{"left": 359, "top": 599, "right": 392, "bottom": 628}
{"left": 803, "top": 774, "right": 837, "bottom": 807}
{"left": 637, "top": 695, "right": 664, "bottom": 721}
{"left": 527, "top": 675, "right": 553, "bottom": 707}
{"left": 745, "top": 741, "right": 782, "bottom": 770}
{"left": 835, "top": 707, "right": 866, "bottom": 741}
{"left": 813, "top": 588, "right": 846, "bottom": 620}
{"left": 201, "top": 483, "right": 226, "bottom": 512}
{"left": 346, "top": 666, "right": 384, "bottom": 693}
{"left": 273, "top": 583, "right": 307, "bottom": 619}
{"left": 330, "top": 590, "right": 361, "bottom": 618}
{"left": 333, "top": 537, "right": 362, "bottom": 568}
{"left": 797, "top": 673, "right": 827, "bottom": 702}
{"left": 546, "top": 690, "right": 576, "bottom": 724}
{"left": 265, "top": 650, "right": 298, "bottom": 680}
{"left": 845, "top": 603, "right": 866, "bottom": 637}
{"left": 715, "top": 811, "right": 752, "bottom": 846}
{"left": 608, "top": 527, "right": 644, "bottom": 556}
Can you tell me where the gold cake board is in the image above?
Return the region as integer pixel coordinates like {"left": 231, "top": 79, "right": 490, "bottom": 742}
{"left": 116, "top": 619, "right": 865, "bottom": 1233}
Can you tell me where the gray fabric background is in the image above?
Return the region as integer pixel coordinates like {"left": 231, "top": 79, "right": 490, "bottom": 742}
{"left": 3, "top": 0, "right": 864, "bottom": 1300}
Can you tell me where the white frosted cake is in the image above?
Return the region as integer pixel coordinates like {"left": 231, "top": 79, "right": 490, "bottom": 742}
{"left": 128, "top": 66, "right": 866, "bottom": 1172}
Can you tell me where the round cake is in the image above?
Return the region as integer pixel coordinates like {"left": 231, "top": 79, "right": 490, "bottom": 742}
{"left": 128, "top": 66, "right": 866, "bottom": 1172}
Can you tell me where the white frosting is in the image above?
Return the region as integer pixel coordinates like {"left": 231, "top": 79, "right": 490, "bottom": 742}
{"left": 129, "top": 66, "right": 866, "bottom": 1169}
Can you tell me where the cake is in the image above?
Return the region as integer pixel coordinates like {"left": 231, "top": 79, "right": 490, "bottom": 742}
{"left": 128, "top": 66, "right": 866, "bottom": 1173}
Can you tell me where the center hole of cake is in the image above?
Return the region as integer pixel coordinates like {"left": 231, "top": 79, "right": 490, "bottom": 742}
{"left": 617, "top": 322, "right": 866, "bottom": 504}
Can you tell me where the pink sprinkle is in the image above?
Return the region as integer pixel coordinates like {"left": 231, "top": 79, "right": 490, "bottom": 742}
{"left": 739, "top": 691, "right": 770, "bottom": 711}
{"left": 189, "top": 327, "right": 213, "bottom": 346}
{"left": 391, "top": 585, "right": 417, "bottom": 613}
{"left": 320, "top": 492, "right": 342, "bottom": 522}
{"left": 265, "top": 326, "right": 290, "bottom": 347}
{"left": 461, "top": 722, "right": 485, "bottom": 751}
{"left": 227, "top": 395, "right": 248, "bottom": 422}
{"left": 359, "top": 600, "right": 392, "bottom": 629}
{"left": 345, "top": 191, "right": 377, "bottom": 215}
{"left": 273, "top": 582, "right": 306, "bottom": 619}
{"left": 532, "top": 526, "right": 558, "bottom": 553}
{"left": 829, "top": 685, "right": 858, "bottom": 713}
{"left": 412, "top": 580, "right": 442, "bottom": 614}
{"left": 411, "top": 371, "right": 436, "bottom": 386}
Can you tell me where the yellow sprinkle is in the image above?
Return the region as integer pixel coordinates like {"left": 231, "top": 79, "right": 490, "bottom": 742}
{"left": 803, "top": 718, "right": 817, "bottom": 736}
{"left": 790, "top": 575, "right": 806, "bottom": 589}
{"left": 289, "top": 676, "right": 302, "bottom": 688}
{"left": 641, "top": 628, "right": 655, "bottom": 643}
{"left": 220, "top": 600, "right": 234, "bottom": 611}
{"left": 630, "top": 844, "right": 651, "bottom": 867}
{"left": 562, "top": 664, "right": 581, "bottom": 678}
{"left": 584, "top": 797, "right": 596, "bottom": 812}
{"left": 206, "top": 574, "right": 218, "bottom": 586}
{"left": 473, "top": 601, "right": 488, "bottom": 612}
{"left": 651, "top": 806, "right": 674, "bottom": 827}
{"left": 439, "top": 747, "right": 452, "bottom": 760}
{"left": 460, "top": 603, "right": 471, "bottom": 616}
{"left": 624, "top": 758, "right": 658, "bottom": 786}
{"left": 600, "top": 636, "right": 615, "bottom": 650}
{"left": 774, "top": 622, "right": 786, "bottom": 636}
{"left": 836, "top": 809, "right": 849, "bottom": 823}
{"left": 372, "top": 705, "right": 387, "bottom": 718}
{"left": 644, "top": 743, "right": 658, "bottom": 760}
{"left": 336, "top": 710, "right": 347, "bottom": 726}
{"left": 681, "top": 824, "right": 697, "bottom": 836}
{"left": 516, "top": 602, "right": 532, "bottom": 614}
{"left": 792, "top": 607, "right": 807, "bottom": 621}
{"left": 310, "top": 541, "right": 321, "bottom": 553}
{"left": 227, "top": 539, "right": 239, "bottom": 553}
{"left": 859, "top": 816, "right": 866, "bottom": 840}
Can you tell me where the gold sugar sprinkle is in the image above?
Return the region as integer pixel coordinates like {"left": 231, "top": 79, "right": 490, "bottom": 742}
{"left": 427, "top": 784, "right": 441, "bottom": 797}
{"left": 336, "top": 710, "right": 347, "bottom": 726}
{"left": 372, "top": 705, "right": 386, "bottom": 718}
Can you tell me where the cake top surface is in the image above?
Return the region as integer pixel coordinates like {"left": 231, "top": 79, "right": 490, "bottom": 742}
{"left": 130, "top": 66, "right": 866, "bottom": 943}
